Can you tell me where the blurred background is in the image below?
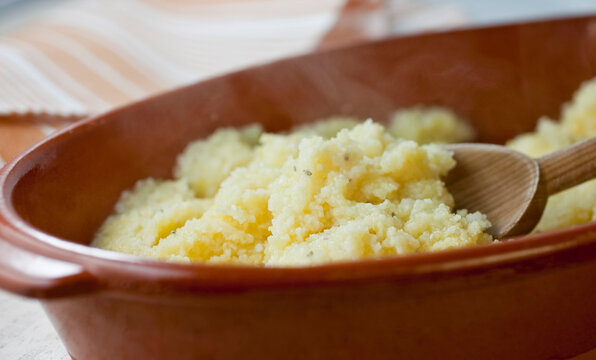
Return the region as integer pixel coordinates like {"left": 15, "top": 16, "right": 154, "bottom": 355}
{"left": 2, "top": 0, "right": 596, "bottom": 121}
{"left": 1, "top": 1, "right": 596, "bottom": 359}
{"left": 3, "top": 0, "right": 596, "bottom": 35}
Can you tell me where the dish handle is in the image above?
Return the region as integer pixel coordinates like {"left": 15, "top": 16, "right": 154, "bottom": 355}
{"left": 0, "top": 235, "right": 99, "bottom": 298}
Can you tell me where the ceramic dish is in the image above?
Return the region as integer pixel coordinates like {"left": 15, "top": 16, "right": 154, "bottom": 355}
{"left": 2, "top": 15, "right": 596, "bottom": 360}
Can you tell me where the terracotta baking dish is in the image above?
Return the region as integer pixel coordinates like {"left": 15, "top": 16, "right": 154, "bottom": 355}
{"left": 2, "top": 15, "right": 596, "bottom": 360}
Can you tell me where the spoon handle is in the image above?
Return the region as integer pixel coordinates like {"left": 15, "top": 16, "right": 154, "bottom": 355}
{"left": 537, "top": 136, "right": 596, "bottom": 195}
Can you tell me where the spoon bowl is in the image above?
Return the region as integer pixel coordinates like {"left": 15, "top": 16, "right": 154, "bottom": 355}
{"left": 445, "top": 136, "right": 596, "bottom": 238}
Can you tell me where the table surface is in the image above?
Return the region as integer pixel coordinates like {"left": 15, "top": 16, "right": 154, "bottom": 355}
{"left": 0, "top": 291, "right": 68, "bottom": 359}
{"left": 3, "top": 1, "right": 596, "bottom": 359}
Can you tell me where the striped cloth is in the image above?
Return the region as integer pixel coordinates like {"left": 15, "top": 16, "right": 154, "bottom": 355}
{"left": 0, "top": 0, "right": 467, "bottom": 167}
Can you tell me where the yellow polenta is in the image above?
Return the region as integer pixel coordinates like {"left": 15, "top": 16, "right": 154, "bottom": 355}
{"left": 93, "top": 73, "right": 596, "bottom": 266}
{"left": 507, "top": 78, "right": 596, "bottom": 233}
{"left": 93, "top": 108, "right": 492, "bottom": 265}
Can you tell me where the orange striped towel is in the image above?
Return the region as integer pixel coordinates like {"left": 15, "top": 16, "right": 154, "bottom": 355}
{"left": 0, "top": 0, "right": 467, "bottom": 166}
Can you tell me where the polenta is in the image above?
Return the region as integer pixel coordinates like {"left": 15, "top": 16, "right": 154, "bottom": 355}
{"left": 93, "top": 77, "right": 596, "bottom": 266}
{"left": 93, "top": 109, "right": 491, "bottom": 265}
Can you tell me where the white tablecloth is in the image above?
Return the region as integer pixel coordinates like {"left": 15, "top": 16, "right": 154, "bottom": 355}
{"left": 0, "top": 291, "right": 68, "bottom": 359}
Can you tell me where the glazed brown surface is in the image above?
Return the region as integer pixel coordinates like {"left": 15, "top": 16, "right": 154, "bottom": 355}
{"left": 2, "top": 15, "right": 596, "bottom": 359}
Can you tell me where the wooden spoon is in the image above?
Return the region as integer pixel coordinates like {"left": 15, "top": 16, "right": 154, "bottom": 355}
{"left": 444, "top": 136, "right": 596, "bottom": 238}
